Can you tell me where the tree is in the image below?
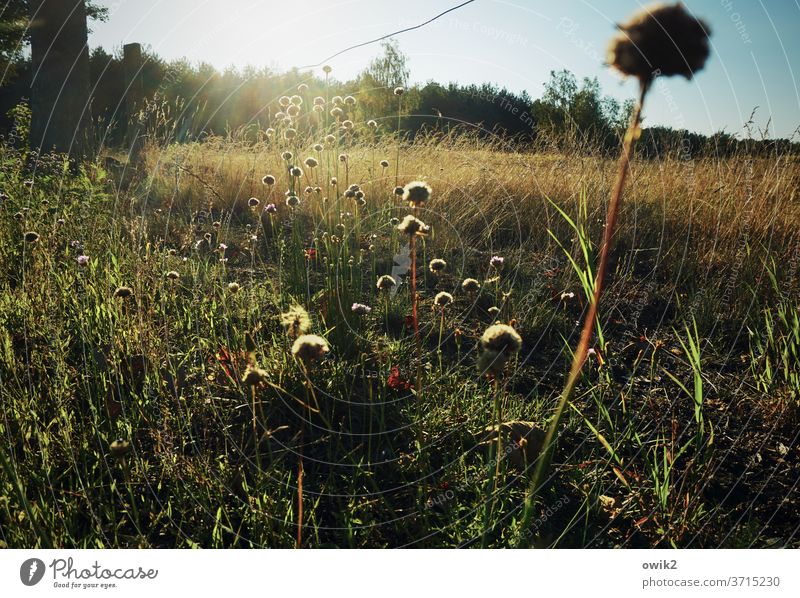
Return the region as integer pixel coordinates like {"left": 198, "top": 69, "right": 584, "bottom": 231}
{"left": 1, "top": 0, "right": 106, "bottom": 80}
{"left": 533, "top": 69, "right": 638, "bottom": 151}
{"left": 356, "top": 40, "right": 416, "bottom": 129}
{"left": 28, "top": 0, "right": 96, "bottom": 156}
{"left": 363, "top": 39, "right": 409, "bottom": 90}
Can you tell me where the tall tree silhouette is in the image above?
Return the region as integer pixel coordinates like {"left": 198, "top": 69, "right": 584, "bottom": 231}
{"left": 28, "top": 0, "right": 94, "bottom": 156}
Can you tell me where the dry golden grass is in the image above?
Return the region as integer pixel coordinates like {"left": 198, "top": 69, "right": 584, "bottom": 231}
{"left": 143, "top": 132, "right": 800, "bottom": 314}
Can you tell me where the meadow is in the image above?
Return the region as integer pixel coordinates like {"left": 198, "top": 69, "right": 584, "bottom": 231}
{"left": 0, "top": 90, "right": 799, "bottom": 548}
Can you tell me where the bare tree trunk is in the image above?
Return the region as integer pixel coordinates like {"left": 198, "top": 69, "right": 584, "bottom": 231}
{"left": 123, "top": 43, "right": 145, "bottom": 164}
{"left": 28, "top": 0, "right": 93, "bottom": 158}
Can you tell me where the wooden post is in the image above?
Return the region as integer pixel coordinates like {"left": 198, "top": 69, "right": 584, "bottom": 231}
{"left": 28, "top": 0, "right": 92, "bottom": 158}
{"left": 122, "top": 42, "right": 145, "bottom": 162}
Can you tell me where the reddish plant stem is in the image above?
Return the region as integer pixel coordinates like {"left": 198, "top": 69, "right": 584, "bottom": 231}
{"left": 519, "top": 80, "right": 649, "bottom": 542}
{"left": 297, "top": 429, "right": 304, "bottom": 548}
{"left": 410, "top": 235, "right": 419, "bottom": 341}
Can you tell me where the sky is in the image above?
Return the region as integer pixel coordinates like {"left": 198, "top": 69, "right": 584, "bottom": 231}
{"left": 87, "top": 0, "right": 800, "bottom": 139}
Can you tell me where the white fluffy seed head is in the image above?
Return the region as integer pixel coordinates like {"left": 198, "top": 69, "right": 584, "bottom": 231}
{"left": 291, "top": 334, "right": 329, "bottom": 362}
{"left": 397, "top": 214, "right": 430, "bottom": 237}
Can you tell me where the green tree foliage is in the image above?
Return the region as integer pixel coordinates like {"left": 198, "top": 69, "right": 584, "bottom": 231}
{"left": 356, "top": 40, "right": 418, "bottom": 131}
{"left": 531, "top": 69, "right": 633, "bottom": 151}
{"left": 0, "top": 0, "right": 107, "bottom": 77}
{"left": 410, "top": 82, "right": 535, "bottom": 140}
{"left": 0, "top": 36, "right": 794, "bottom": 155}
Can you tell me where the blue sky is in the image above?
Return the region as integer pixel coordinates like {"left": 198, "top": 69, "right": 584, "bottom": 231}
{"left": 88, "top": 0, "right": 800, "bottom": 138}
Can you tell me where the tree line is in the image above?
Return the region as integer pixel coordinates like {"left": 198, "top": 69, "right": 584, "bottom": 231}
{"left": 0, "top": 20, "right": 795, "bottom": 158}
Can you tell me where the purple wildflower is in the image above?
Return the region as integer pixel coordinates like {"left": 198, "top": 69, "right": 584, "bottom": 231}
{"left": 351, "top": 303, "right": 372, "bottom": 315}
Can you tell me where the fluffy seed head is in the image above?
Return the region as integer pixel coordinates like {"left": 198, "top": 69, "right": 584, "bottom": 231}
{"left": 313, "top": 96, "right": 325, "bottom": 106}
{"left": 242, "top": 365, "right": 269, "bottom": 386}
{"left": 227, "top": 282, "right": 240, "bottom": 293}
{"left": 397, "top": 214, "right": 430, "bottom": 237}
{"left": 110, "top": 439, "right": 130, "bottom": 459}
{"left": 393, "top": 86, "right": 404, "bottom": 96}
{"left": 248, "top": 197, "right": 260, "bottom": 208}
{"left": 367, "top": 120, "right": 378, "bottom": 129}
{"left": 284, "top": 128, "right": 297, "bottom": 140}
{"left": 429, "top": 258, "right": 447, "bottom": 273}
{"left": 291, "top": 334, "right": 329, "bottom": 362}
{"left": 114, "top": 286, "right": 134, "bottom": 299}
{"left": 286, "top": 195, "right": 300, "bottom": 208}
{"left": 331, "top": 107, "right": 344, "bottom": 118}
{"left": 344, "top": 95, "right": 356, "bottom": 106}
{"left": 322, "top": 65, "right": 332, "bottom": 74}
{"left": 478, "top": 324, "right": 522, "bottom": 375}
{"left": 281, "top": 305, "right": 311, "bottom": 337}
{"left": 380, "top": 159, "right": 389, "bottom": 168}
{"left": 607, "top": 3, "right": 711, "bottom": 83}
{"left": 434, "top": 291, "right": 454, "bottom": 307}
{"left": 290, "top": 95, "right": 303, "bottom": 105}
{"left": 480, "top": 324, "right": 522, "bottom": 354}
{"left": 377, "top": 275, "right": 397, "bottom": 291}
{"left": 286, "top": 105, "right": 301, "bottom": 117}
{"left": 165, "top": 270, "right": 180, "bottom": 281}
{"left": 461, "top": 278, "right": 481, "bottom": 293}
{"left": 279, "top": 96, "right": 290, "bottom": 107}
{"left": 402, "top": 181, "right": 432, "bottom": 206}
{"left": 290, "top": 166, "right": 303, "bottom": 178}
{"left": 281, "top": 151, "right": 293, "bottom": 160}
{"left": 304, "top": 157, "right": 318, "bottom": 168}
{"left": 262, "top": 174, "right": 276, "bottom": 186}
{"left": 23, "top": 231, "right": 39, "bottom": 243}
